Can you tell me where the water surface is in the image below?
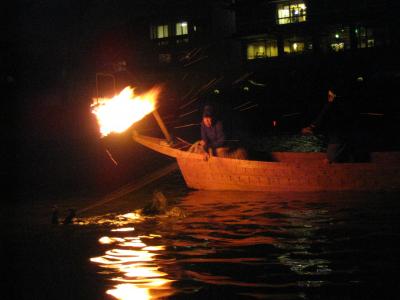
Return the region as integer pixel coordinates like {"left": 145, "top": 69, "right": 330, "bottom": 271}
{"left": 85, "top": 187, "right": 400, "bottom": 300}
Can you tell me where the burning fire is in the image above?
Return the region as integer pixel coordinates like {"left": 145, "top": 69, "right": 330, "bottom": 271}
{"left": 91, "top": 86, "right": 160, "bottom": 137}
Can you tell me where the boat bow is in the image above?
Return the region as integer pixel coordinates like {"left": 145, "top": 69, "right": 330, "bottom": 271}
{"left": 132, "top": 131, "right": 188, "bottom": 158}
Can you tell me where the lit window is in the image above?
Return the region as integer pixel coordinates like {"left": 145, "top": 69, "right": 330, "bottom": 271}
{"left": 331, "top": 43, "right": 344, "bottom": 52}
{"left": 150, "top": 24, "right": 169, "bottom": 39}
{"left": 284, "top": 41, "right": 305, "bottom": 54}
{"left": 277, "top": 2, "right": 307, "bottom": 25}
{"left": 367, "top": 39, "right": 375, "bottom": 47}
{"left": 176, "top": 22, "right": 188, "bottom": 36}
{"left": 355, "top": 26, "right": 375, "bottom": 49}
{"left": 157, "top": 25, "right": 169, "bottom": 38}
{"left": 247, "top": 40, "right": 278, "bottom": 60}
{"left": 325, "top": 27, "right": 350, "bottom": 52}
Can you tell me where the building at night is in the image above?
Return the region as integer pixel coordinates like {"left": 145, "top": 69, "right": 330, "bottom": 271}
{"left": 235, "top": 0, "right": 399, "bottom": 61}
{"left": 128, "top": 0, "right": 237, "bottom": 73}
{"left": 231, "top": 0, "right": 400, "bottom": 121}
{"left": 131, "top": 0, "right": 399, "bottom": 71}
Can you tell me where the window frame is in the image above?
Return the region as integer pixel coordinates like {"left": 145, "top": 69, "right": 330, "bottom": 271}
{"left": 176, "top": 21, "right": 189, "bottom": 36}
{"left": 277, "top": 1, "right": 307, "bottom": 25}
{"left": 246, "top": 39, "right": 279, "bottom": 60}
{"left": 150, "top": 24, "right": 169, "bottom": 39}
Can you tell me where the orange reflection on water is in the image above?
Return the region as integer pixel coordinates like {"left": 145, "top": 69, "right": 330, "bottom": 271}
{"left": 120, "top": 212, "right": 142, "bottom": 220}
{"left": 112, "top": 227, "right": 136, "bottom": 232}
{"left": 99, "top": 236, "right": 125, "bottom": 244}
{"left": 90, "top": 227, "right": 174, "bottom": 300}
{"left": 106, "top": 284, "right": 150, "bottom": 300}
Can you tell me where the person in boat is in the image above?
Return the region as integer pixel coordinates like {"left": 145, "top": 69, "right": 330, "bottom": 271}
{"left": 199, "top": 105, "right": 226, "bottom": 159}
{"left": 189, "top": 105, "right": 247, "bottom": 160}
{"left": 302, "top": 87, "right": 359, "bottom": 163}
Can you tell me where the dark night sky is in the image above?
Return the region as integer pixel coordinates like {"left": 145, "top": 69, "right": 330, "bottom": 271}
{"left": 10, "top": 0, "right": 192, "bottom": 76}
{"left": 9, "top": 1, "right": 162, "bottom": 86}
{"left": 13, "top": 1, "right": 121, "bottom": 76}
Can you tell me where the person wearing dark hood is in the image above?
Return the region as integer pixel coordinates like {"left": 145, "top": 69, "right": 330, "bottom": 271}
{"left": 302, "top": 87, "right": 359, "bottom": 163}
{"left": 199, "top": 105, "right": 226, "bottom": 159}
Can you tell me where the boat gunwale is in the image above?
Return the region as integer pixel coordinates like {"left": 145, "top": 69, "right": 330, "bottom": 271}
{"left": 133, "top": 132, "right": 400, "bottom": 169}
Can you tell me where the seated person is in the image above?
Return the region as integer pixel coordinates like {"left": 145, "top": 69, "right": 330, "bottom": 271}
{"left": 200, "top": 105, "right": 225, "bottom": 157}
{"left": 190, "top": 105, "right": 247, "bottom": 160}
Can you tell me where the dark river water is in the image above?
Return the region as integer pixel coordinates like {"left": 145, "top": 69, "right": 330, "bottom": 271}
{"left": 8, "top": 172, "right": 400, "bottom": 300}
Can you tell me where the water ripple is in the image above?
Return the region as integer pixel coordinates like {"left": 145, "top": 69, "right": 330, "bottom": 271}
{"left": 84, "top": 190, "right": 400, "bottom": 299}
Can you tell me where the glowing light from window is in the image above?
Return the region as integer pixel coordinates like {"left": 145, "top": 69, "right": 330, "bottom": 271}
{"left": 247, "top": 40, "right": 278, "bottom": 59}
{"left": 156, "top": 25, "right": 168, "bottom": 39}
{"left": 331, "top": 42, "right": 344, "bottom": 51}
{"left": 176, "top": 22, "right": 188, "bottom": 35}
{"left": 277, "top": 2, "right": 307, "bottom": 24}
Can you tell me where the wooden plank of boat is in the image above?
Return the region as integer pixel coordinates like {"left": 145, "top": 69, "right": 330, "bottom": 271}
{"left": 133, "top": 132, "right": 400, "bottom": 192}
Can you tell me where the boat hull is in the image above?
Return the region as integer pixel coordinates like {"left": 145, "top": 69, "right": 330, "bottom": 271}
{"left": 177, "top": 155, "right": 400, "bottom": 192}
{"left": 133, "top": 133, "right": 400, "bottom": 192}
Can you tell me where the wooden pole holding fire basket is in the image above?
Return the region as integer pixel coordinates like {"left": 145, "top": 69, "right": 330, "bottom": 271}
{"left": 152, "top": 109, "right": 174, "bottom": 145}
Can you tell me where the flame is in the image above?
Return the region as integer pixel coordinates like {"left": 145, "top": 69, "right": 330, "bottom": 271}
{"left": 91, "top": 86, "right": 160, "bottom": 137}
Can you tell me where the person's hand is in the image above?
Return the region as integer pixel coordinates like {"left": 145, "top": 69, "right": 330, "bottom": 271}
{"left": 301, "top": 126, "right": 314, "bottom": 135}
{"left": 328, "top": 90, "right": 336, "bottom": 102}
{"left": 202, "top": 152, "right": 210, "bottom": 161}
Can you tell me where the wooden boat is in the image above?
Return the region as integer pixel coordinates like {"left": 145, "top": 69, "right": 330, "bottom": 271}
{"left": 133, "top": 132, "right": 400, "bottom": 192}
